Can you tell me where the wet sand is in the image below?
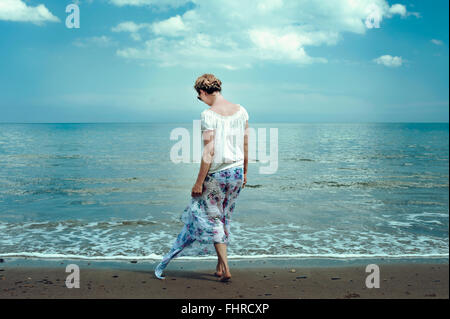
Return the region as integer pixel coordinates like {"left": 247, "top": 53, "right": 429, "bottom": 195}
{"left": 0, "top": 262, "right": 447, "bottom": 299}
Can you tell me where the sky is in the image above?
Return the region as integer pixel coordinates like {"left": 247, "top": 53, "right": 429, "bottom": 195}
{"left": 0, "top": 0, "right": 448, "bottom": 123}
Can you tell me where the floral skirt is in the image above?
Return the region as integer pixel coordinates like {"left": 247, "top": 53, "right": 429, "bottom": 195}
{"left": 155, "top": 166, "right": 244, "bottom": 273}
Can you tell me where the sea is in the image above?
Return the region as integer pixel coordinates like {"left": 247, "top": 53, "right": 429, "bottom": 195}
{"left": 0, "top": 122, "right": 448, "bottom": 262}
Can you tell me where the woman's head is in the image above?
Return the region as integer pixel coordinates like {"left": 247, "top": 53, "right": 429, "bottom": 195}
{"left": 194, "top": 74, "right": 222, "bottom": 103}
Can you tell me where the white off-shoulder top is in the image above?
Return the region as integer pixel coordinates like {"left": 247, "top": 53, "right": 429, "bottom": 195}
{"left": 200, "top": 104, "right": 249, "bottom": 174}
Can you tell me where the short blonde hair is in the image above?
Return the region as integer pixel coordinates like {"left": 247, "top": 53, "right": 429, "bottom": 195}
{"left": 194, "top": 73, "right": 222, "bottom": 94}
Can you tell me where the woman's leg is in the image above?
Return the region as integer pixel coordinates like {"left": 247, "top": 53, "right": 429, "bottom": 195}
{"left": 215, "top": 257, "right": 222, "bottom": 275}
{"left": 212, "top": 219, "right": 227, "bottom": 276}
{"left": 214, "top": 242, "right": 231, "bottom": 281}
{"left": 212, "top": 168, "right": 243, "bottom": 281}
{"left": 215, "top": 256, "right": 225, "bottom": 276}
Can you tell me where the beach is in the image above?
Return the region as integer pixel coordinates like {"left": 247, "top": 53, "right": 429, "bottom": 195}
{"left": 0, "top": 258, "right": 447, "bottom": 299}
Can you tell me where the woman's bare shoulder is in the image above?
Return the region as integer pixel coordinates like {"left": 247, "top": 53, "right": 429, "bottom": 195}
{"left": 209, "top": 103, "right": 241, "bottom": 116}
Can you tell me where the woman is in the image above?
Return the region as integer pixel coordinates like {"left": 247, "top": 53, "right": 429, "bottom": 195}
{"left": 154, "top": 74, "right": 249, "bottom": 282}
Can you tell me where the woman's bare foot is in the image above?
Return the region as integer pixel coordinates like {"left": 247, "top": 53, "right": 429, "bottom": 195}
{"left": 219, "top": 264, "right": 232, "bottom": 282}
{"left": 215, "top": 262, "right": 224, "bottom": 277}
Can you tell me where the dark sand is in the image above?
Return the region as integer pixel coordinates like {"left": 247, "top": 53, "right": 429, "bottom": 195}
{"left": 0, "top": 261, "right": 447, "bottom": 299}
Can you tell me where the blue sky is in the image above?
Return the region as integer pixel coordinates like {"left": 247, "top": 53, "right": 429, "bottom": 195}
{"left": 0, "top": 0, "right": 448, "bottom": 123}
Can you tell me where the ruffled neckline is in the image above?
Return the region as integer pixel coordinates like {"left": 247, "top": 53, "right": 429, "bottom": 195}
{"left": 205, "top": 104, "right": 242, "bottom": 119}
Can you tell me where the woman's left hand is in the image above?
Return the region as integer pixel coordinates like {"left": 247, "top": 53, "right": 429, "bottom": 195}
{"left": 191, "top": 182, "right": 203, "bottom": 197}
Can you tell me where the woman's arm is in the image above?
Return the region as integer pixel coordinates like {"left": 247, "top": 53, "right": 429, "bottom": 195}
{"left": 243, "top": 120, "right": 249, "bottom": 188}
{"left": 191, "top": 130, "right": 214, "bottom": 196}
{"left": 244, "top": 120, "right": 249, "bottom": 174}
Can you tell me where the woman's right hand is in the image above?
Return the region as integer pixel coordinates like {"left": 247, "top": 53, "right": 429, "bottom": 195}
{"left": 242, "top": 172, "right": 247, "bottom": 188}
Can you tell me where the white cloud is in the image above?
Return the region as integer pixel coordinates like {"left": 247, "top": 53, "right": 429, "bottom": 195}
{"left": 388, "top": 4, "right": 407, "bottom": 17}
{"left": 151, "top": 15, "right": 188, "bottom": 36}
{"left": 112, "top": 21, "right": 147, "bottom": 33}
{"left": 365, "top": 2, "right": 419, "bottom": 29}
{"left": 373, "top": 55, "right": 403, "bottom": 67}
{"left": 247, "top": 28, "right": 336, "bottom": 64}
{"left": 110, "top": 0, "right": 418, "bottom": 68}
{"left": 257, "top": 0, "right": 284, "bottom": 12}
{"left": 407, "top": 12, "right": 421, "bottom": 18}
{"left": 0, "top": 0, "right": 60, "bottom": 25}
{"left": 73, "top": 36, "right": 118, "bottom": 48}
{"left": 387, "top": 3, "right": 420, "bottom": 18}
{"left": 112, "top": 15, "right": 190, "bottom": 39}
{"left": 111, "top": 21, "right": 152, "bottom": 41}
{"left": 108, "top": 0, "right": 189, "bottom": 8}
{"left": 73, "top": 0, "right": 94, "bottom": 4}
{"left": 431, "top": 39, "right": 444, "bottom": 46}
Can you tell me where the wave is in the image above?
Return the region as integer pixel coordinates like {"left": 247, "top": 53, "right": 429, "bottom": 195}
{"left": 0, "top": 252, "right": 448, "bottom": 261}
{"left": 0, "top": 218, "right": 160, "bottom": 230}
